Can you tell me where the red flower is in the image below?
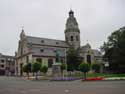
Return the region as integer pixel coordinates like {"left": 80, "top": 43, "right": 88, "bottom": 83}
{"left": 82, "top": 77, "right": 104, "bottom": 81}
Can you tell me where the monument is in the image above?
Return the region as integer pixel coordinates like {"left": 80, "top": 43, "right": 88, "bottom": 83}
{"left": 52, "top": 50, "right": 62, "bottom": 77}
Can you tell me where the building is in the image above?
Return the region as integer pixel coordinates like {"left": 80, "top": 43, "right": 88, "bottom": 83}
{"left": 16, "top": 10, "right": 102, "bottom": 75}
{"left": 0, "top": 53, "right": 15, "bottom": 76}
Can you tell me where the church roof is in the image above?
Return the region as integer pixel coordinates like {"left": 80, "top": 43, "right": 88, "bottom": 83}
{"left": 26, "top": 36, "right": 69, "bottom": 48}
{"left": 92, "top": 49, "right": 102, "bottom": 57}
{"left": 80, "top": 44, "right": 91, "bottom": 50}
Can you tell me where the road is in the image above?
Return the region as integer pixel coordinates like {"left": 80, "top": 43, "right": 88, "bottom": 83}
{"left": 0, "top": 76, "right": 125, "bottom": 94}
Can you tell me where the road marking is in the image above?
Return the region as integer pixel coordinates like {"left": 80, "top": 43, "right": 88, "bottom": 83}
{"left": 65, "top": 89, "right": 69, "bottom": 93}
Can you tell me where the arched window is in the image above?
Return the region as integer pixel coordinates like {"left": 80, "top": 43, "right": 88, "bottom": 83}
{"left": 48, "top": 59, "right": 53, "bottom": 67}
{"left": 71, "top": 36, "right": 73, "bottom": 41}
{"left": 87, "top": 55, "right": 91, "bottom": 64}
{"left": 76, "top": 36, "right": 79, "bottom": 41}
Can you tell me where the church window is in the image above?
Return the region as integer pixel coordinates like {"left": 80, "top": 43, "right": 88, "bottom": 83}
{"left": 71, "top": 36, "right": 74, "bottom": 41}
{"left": 1, "top": 59, "right": 4, "bottom": 63}
{"left": 40, "top": 49, "right": 44, "bottom": 52}
{"left": 76, "top": 36, "right": 79, "bottom": 41}
{"left": 87, "top": 55, "right": 91, "bottom": 64}
{"left": 36, "top": 58, "right": 42, "bottom": 63}
{"left": 41, "top": 40, "right": 44, "bottom": 43}
{"left": 1, "top": 65, "right": 4, "bottom": 68}
{"left": 48, "top": 59, "right": 53, "bottom": 67}
{"left": 56, "top": 42, "right": 59, "bottom": 44}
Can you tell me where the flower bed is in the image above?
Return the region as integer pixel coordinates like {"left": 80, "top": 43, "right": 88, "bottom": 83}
{"left": 82, "top": 77, "right": 104, "bottom": 81}
{"left": 51, "top": 77, "right": 81, "bottom": 81}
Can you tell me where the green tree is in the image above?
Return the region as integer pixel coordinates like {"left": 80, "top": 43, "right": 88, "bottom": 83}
{"left": 32, "top": 62, "right": 41, "bottom": 80}
{"left": 101, "top": 27, "right": 125, "bottom": 73}
{"left": 91, "top": 63, "right": 100, "bottom": 73}
{"left": 40, "top": 66, "right": 48, "bottom": 75}
{"left": 61, "top": 63, "right": 66, "bottom": 76}
{"left": 66, "top": 47, "right": 82, "bottom": 72}
{"left": 23, "top": 63, "right": 31, "bottom": 79}
{"left": 79, "top": 63, "right": 90, "bottom": 79}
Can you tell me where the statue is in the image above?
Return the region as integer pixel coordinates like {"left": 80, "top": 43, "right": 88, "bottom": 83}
{"left": 55, "top": 50, "right": 60, "bottom": 63}
{"left": 52, "top": 50, "right": 61, "bottom": 77}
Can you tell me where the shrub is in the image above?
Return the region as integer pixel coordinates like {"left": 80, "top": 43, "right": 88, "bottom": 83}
{"left": 32, "top": 62, "right": 41, "bottom": 80}
{"left": 40, "top": 66, "right": 48, "bottom": 75}
{"left": 79, "top": 62, "right": 90, "bottom": 79}
{"left": 92, "top": 63, "right": 101, "bottom": 73}
{"left": 23, "top": 63, "right": 31, "bottom": 79}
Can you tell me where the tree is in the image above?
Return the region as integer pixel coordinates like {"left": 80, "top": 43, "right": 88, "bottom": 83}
{"left": 23, "top": 63, "right": 32, "bottom": 79}
{"left": 79, "top": 63, "right": 90, "bottom": 79}
{"left": 32, "top": 62, "right": 41, "bottom": 80}
{"left": 101, "top": 27, "right": 125, "bottom": 73}
{"left": 91, "top": 63, "right": 101, "bottom": 73}
{"left": 66, "top": 47, "right": 82, "bottom": 72}
{"left": 40, "top": 66, "right": 48, "bottom": 75}
{"left": 61, "top": 63, "right": 66, "bottom": 76}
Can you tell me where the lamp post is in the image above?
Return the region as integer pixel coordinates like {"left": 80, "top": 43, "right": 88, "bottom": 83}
{"left": 65, "top": 49, "right": 68, "bottom": 78}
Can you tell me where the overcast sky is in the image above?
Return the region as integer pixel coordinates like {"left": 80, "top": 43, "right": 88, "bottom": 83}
{"left": 0, "top": 0, "right": 125, "bottom": 56}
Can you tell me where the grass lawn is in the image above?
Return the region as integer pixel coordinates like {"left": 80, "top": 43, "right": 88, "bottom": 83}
{"left": 87, "top": 73, "right": 125, "bottom": 78}
{"left": 66, "top": 73, "right": 125, "bottom": 78}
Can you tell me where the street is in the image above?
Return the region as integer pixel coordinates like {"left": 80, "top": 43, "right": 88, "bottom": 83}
{"left": 0, "top": 76, "right": 125, "bottom": 94}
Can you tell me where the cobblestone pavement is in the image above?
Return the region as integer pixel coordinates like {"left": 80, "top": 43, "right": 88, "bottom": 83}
{"left": 0, "top": 76, "right": 125, "bottom": 94}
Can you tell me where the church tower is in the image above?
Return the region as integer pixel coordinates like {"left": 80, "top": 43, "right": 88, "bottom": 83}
{"left": 65, "top": 10, "right": 80, "bottom": 49}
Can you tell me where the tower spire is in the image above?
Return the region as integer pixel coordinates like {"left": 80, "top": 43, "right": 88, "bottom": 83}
{"left": 21, "top": 26, "right": 24, "bottom": 32}
{"left": 65, "top": 10, "right": 80, "bottom": 49}
{"left": 20, "top": 26, "right": 26, "bottom": 39}
{"left": 69, "top": 9, "right": 74, "bottom": 17}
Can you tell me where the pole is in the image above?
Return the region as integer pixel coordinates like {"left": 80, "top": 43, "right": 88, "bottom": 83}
{"left": 65, "top": 49, "right": 68, "bottom": 78}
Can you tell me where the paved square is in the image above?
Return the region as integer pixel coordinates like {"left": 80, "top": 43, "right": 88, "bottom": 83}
{"left": 0, "top": 76, "right": 125, "bottom": 94}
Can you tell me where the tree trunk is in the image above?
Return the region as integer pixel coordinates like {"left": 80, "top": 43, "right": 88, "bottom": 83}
{"left": 84, "top": 72, "right": 86, "bottom": 80}
{"left": 35, "top": 72, "right": 38, "bottom": 80}
{"left": 27, "top": 72, "right": 29, "bottom": 79}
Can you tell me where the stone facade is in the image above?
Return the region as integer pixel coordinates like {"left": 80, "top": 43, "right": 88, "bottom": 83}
{"left": 16, "top": 10, "right": 103, "bottom": 75}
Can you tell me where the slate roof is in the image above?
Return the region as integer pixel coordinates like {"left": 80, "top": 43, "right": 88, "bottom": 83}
{"left": 92, "top": 49, "right": 102, "bottom": 57}
{"left": 26, "top": 36, "right": 69, "bottom": 48}
{"left": 79, "top": 45, "right": 102, "bottom": 57}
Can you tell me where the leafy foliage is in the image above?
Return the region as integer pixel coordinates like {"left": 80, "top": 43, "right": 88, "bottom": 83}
{"left": 23, "top": 63, "right": 32, "bottom": 73}
{"left": 32, "top": 62, "right": 41, "bottom": 80}
{"left": 101, "top": 27, "right": 125, "bottom": 73}
{"left": 23, "top": 63, "right": 32, "bottom": 79}
{"left": 91, "top": 63, "right": 100, "bottom": 73}
{"left": 79, "top": 63, "right": 90, "bottom": 73}
{"left": 61, "top": 63, "right": 66, "bottom": 71}
{"left": 79, "top": 62, "right": 90, "bottom": 79}
{"left": 66, "top": 47, "right": 82, "bottom": 71}
{"left": 23, "top": 64, "right": 28, "bottom": 73}
{"left": 32, "top": 62, "right": 41, "bottom": 72}
{"left": 40, "top": 66, "right": 48, "bottom": 74}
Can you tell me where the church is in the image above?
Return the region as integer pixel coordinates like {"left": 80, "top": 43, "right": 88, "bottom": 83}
{"left": 15, "top": 10, "right": 102, "bottom": 75}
